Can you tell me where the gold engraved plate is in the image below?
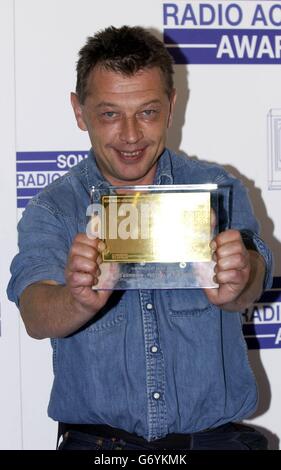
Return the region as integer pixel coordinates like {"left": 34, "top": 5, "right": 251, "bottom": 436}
{"left": 101, "top": 192, "right": 211, "bottom": 263}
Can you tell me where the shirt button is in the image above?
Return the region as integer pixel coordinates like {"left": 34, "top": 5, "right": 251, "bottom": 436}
{"left": 153, "top": 392, "right": 161, "bottom": 400}
{"left": 151, "top": 346, "right": 158, "bottom": 353}
{"left": 146, "top": 303, "right": 153, "bottom": 310}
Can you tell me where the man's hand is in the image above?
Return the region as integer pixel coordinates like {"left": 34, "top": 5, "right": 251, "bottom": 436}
{"left": 65, "top": 233, "right": 113, "bottom": 314}
{"left": 20, "top": 233, "right": 116, "bottom": 339}
{"left": 205, "top": 229, "right": 258, "bottom": 310}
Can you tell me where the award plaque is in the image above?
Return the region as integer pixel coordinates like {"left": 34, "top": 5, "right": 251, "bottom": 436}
{"left": 88, "top": 184, "right": 219, "bottom": 290}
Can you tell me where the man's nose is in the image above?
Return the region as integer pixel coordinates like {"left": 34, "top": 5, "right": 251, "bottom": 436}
{"left": 119, "top": 116, "right": 143, "bottom": 144}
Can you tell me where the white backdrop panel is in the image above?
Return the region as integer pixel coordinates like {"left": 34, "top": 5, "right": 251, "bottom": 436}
{"left": 1, "top": 0, "right": 279, "bottom": 449}
{"left": 0, "top": 0, "right": 22, "bottom": 450}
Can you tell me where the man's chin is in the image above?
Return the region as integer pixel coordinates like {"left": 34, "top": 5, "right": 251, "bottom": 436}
{"left": 109, "top": 167, "right": 155, "bottom": 186}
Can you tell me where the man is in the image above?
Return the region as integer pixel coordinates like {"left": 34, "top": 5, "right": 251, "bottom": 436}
{"left": 8, "top": 26, "right": 272, "bottom": 450}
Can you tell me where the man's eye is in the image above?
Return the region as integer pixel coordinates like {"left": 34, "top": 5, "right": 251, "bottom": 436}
{"left": 141, "top": 109, "right": 156, "bottom": 116}
{"left": 102, "top": 111, "right": 118, "bottom": 118}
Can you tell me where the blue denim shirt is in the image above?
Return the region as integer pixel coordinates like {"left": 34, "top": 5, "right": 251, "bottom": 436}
{"left": 7, "top": 149, "right": 273, "bottom": 440}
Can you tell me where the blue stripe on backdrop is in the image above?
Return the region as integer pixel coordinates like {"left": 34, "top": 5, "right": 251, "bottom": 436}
{"left": 17, "top": 188, "right": 46, "bottom": 197}
{"left": 17, "top": 198, "right": 31, "bottom": 208}
{"left": 258, "top": 291, "right": 281, "bottom": 303}
{"left": 17, "top": 162, "right": 63, "bottom": 171}
{"left": 243, "top": 323, "right": 281, "bottom": 335}
{"left": 164, "top": 29, "right": 281, "bottom": 64}
{"left": 16, "top": 151, "right": 88, "bottom": 161}
{"left": 164, "top": 29, "right": 280, "bottom": 46}
{"left": 246, "top": 337, "right": 281, "bottom": 350}
{"left": 272, "top": 277, "right": 281, "bottom": 289}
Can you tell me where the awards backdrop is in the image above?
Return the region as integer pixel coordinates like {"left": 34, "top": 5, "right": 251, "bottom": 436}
{"left": 0, "top": 0, "right": 280, "bottom": 449}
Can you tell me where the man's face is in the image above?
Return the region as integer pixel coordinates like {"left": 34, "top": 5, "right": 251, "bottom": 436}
{"left": 71, "top": 66, "right": 176, "bottom": 186}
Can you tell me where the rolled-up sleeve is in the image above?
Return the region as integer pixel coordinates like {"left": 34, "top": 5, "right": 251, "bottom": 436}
{"left": 7, "top": 201, "right": 69, "bottom": 307}
{"left": 216, "top": 170, "right": 273, "bottom": 291}
{"left": 246, "top": 231, "right": 273, "bottom": 291}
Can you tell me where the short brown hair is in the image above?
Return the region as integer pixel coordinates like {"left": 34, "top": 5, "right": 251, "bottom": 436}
{"left": 76, "top": 25, "right": 174, "bottom": 103}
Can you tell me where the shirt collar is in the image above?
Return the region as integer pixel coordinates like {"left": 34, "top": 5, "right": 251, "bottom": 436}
{"left": 85, "top": 147, "right": 174, "bottom": 201}
{"left": 153, "top": 148, "right": 174, "bottom": 185}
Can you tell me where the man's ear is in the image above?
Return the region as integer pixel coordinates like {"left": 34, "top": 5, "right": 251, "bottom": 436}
{"left": 70, "top": 92, "right": 88, "bottom": 131}
{"left": 167, "top": 88, "right": 177, "bottom": 129}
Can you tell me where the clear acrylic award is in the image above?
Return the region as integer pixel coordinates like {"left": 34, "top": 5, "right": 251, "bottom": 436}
{"left": 88, "top": 184, "right": 219, "bottom": 290}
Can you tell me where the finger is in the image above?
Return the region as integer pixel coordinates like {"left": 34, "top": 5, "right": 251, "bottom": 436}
{"left": 73, "top": 232, "right": 103, "bottom": 249}
{"left": 212, "top": 251, "right": 217, "bottom": 262}
{"left": 216, "top": 268, "right": 248, "bottom": 286}
{"left": 96, "top": 254, "right": 103, "bottom": 265}
{"left": 67, "top": 255, "right": 100, "bottom": 275}
{"left": 97, "top": 240, "right": 106, "bottom": 254}
{"left": 68, "top": 271, "right": 96, "bottom": 288}
{"left": 215, "top": 252, "right": 249, "bottom": 272}
{"left": 216, "top": 240, "right": 247, "bottom": 259}
{"left": 215, "top": 229, "right": 242, "bottom": 247}
{"left": 70, "top": 242, "right": 101, "bottom": 261}
{"left": 205, "top": 284, "right": 238, "bottom": 306}
{"left": 70, "top": 243, "right": 104, "bottom": 265}
{"left": 96, "top": 262, "right": 120, "bottom": 289}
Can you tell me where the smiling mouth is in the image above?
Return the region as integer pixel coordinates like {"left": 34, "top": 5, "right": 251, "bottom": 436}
{"left": 119, "top": 150, "right": 143, "bottom": 157}
{"left": 116, "top": 147, "right": 147, "bottom": 160}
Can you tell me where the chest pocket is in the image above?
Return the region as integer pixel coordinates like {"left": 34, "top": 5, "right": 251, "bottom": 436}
{"left": 165, "top": 289, "right": 217, "bottom": 317}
